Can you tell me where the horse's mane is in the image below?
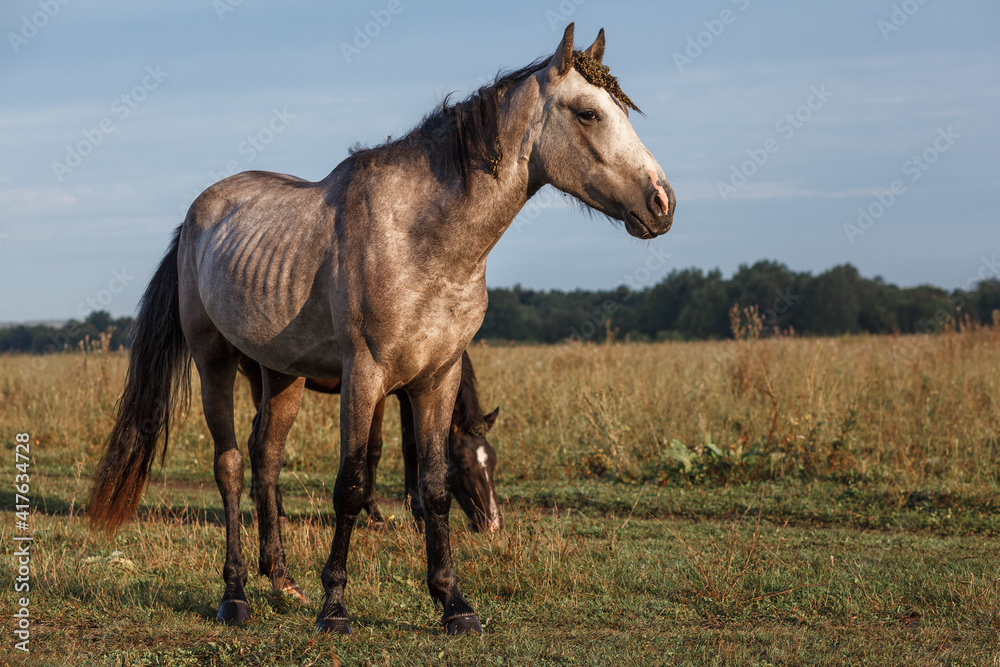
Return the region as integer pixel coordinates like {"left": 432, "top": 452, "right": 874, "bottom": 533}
{"left": 349, "top": 49, "right": 639, "bottom": 189}
{"left": 350, "top": 56, "right": 550, "bottom": 187}
{"left": 452, "top": 350, "right": 487, "bottom": 435}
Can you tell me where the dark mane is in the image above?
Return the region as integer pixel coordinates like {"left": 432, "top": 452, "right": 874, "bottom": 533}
{"left": 351, "top": 56, "right": 550, "bottom": 187}
{"left": 348, "top": 50, "right": 639, "bottom": 188}
{"left": 452, "top": 351, "right": 487, "bottom": 434}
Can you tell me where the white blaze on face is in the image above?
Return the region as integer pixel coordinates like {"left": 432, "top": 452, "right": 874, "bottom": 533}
{"left": 476, "top": 445, "right": 501, "bottom": 532}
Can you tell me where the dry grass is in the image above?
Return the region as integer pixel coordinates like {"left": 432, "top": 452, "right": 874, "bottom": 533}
{"left": 1, "top": 328, "right": 999, "bottom": 664}
{"left": 473, "top": 327, "right": 1000, "bottom": 488}
{"left": 3, "top": 326, "right": 998, "bottom": 490}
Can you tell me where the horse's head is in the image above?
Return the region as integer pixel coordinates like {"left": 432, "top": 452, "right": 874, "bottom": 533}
{"left": 528, "top": 24, "right": 674, "bottom": 239}
{"left": 448, "top": 407, "right": 502, "bottom": 533}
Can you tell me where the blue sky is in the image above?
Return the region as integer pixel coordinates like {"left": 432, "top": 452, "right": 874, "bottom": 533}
{"left": 2, "top": 0, "right": 998, "bottom": 321}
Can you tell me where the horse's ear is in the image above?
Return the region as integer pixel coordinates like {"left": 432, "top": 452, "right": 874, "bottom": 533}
{"left": 584, "top": 28, "right": 605, "bottom": 63}
{"left": 483, "top": 407, "right": 499, "bottom": 431}
{"left": 548, "top": 22, "right": 574, "bottom": 77}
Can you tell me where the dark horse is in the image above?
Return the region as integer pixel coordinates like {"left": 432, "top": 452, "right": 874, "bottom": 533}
{"left": 239, "top": 350, "right": 501, "bottom": 534}
{"left": 89, "top": 24, "right": 674, "bottom": 635}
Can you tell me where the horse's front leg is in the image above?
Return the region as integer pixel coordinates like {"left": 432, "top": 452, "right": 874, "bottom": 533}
{"left": 408, "top": 362, "right": 484, "bottom": 635}
{"left": 316, "top": 360, "right": 383, "bottom": 634}
{"left": 252, "top": 368, "right": 309, "bottom": 603}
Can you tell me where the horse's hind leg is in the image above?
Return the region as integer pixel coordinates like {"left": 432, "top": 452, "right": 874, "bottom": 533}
{"left": 252, "top": 368, "right": 308, "bottom": 603}
{"left": 183, "top": 321, "right": 248, "bottom": 623}
{"left": 243, "top": 361, "right": 290, "bottom": 529}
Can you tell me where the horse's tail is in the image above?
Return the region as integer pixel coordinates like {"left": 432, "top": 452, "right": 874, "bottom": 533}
{"left": 89, "top": 225, "right": 190, "bottom": 534}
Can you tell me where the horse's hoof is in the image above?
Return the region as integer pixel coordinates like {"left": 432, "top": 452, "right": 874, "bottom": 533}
{"left": 445, "top": 613, "right": 484, "bottom": 635}
{"left": 316, "top": 616, "right": 352, "bottom": 635}
{"left": 278, "top": 581, "right": 311, "bottom": 605}
{"left": 216, "top": 599, "right": 250, "bottom": 624}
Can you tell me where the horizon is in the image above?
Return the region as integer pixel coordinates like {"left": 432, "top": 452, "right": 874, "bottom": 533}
{"left": 2, "top": 1, "right": 998, "bottom": 320}
{"left": 4, "top": 255, "right": 996, "bottom": 330}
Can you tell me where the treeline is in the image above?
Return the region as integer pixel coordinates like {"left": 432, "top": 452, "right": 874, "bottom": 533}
{"left": 477, "top": 261, "right": 1000, "bottom": 343}
{"left": 2, "top": 261, "right": 999, "bottom": 352}
{"left": 0, "top": 311, "right": 134, "bottom": 354}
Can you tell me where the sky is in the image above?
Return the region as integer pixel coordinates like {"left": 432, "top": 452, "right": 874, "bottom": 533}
{"left": 1, "top": 0, "right": 998, "bottom": 322}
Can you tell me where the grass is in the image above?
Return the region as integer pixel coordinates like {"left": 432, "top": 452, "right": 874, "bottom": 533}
{"left": 1, "top": 328, "right": 999, "bottom": 665}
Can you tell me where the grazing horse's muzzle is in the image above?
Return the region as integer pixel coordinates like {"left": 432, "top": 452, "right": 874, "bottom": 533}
{"left": 448, "top": 436, "right": 502, "bottom": 533}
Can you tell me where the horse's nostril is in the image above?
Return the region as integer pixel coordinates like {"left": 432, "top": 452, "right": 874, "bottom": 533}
{"left": 650, "top": 190, "right": 669, "bottom": 217}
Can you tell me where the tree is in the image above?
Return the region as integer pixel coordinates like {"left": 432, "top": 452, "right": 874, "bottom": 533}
{"left": 727, "top": 260, "right": 799, "bottom": 331}
{"left": 797, "top": 265, "right": 862, "bottom": 335}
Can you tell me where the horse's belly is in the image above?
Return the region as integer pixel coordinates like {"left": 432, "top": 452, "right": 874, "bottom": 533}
{"left": 201, "top": 272, "right": 345, "bottom": 377}
{"left": 192, "top": 217, "right": 345, "bottom": 377}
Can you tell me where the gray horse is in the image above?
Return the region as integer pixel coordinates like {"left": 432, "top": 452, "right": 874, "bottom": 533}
{"left": 89, "top": 24, "right": 674, "bottom": 636}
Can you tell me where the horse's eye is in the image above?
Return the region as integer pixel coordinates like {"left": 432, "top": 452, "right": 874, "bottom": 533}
{"left": 578, "top": 110, "right": 598, "bottom": 123}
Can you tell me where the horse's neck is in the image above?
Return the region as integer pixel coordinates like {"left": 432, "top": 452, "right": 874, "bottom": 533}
{"left": 412, "top": 79, "right": 542, "bottom": 283}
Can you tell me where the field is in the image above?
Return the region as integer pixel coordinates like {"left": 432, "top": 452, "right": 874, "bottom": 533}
{"left": 2, "top": 329, "right": 999, "bottom": 666}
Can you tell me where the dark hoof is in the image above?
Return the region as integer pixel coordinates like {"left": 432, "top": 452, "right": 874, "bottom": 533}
{"left": 316, "top": 616, "right": 352, "bottom": 635}
{"left": 445, "top": 613, "right": 484, "bottom": 635}
{"left": 216, "top": 599, "right": 250, "bottom": 624}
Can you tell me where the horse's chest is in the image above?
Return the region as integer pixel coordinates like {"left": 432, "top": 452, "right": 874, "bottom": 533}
{"left": 364, "top": 278, "right": 486, "bottom": 376}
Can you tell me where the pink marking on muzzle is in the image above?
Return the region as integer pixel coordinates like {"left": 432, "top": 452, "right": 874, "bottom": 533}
{"left": 648, "top": 168, "right": 670, "bottom": 214}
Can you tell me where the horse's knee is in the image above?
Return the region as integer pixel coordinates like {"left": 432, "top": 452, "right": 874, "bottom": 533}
{"left": 333, "top": 476, "right": 367, "bottom": 518}
{"left": 215, "top": 448, "right": 244, "bottom": 488}
{"left": 420, "top": 469, "right": 451, "bottom": 516}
